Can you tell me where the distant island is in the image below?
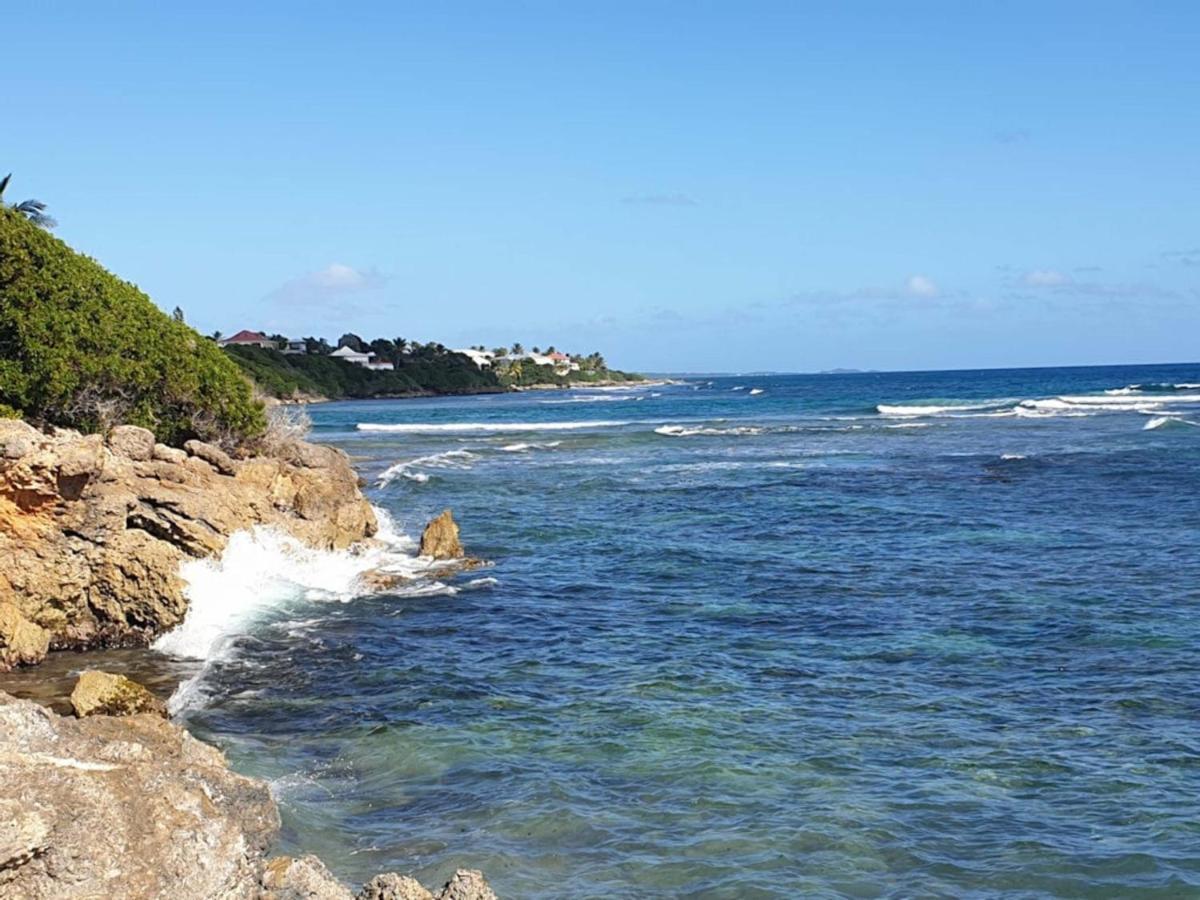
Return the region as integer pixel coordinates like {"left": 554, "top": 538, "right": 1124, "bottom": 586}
{"left": 217, "top": 331, "right": 644, "bottom": 403}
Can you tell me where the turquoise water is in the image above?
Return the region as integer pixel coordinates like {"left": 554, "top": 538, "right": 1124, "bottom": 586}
{"left": 183, "top": 364, "right": 1200, "bottom": 898}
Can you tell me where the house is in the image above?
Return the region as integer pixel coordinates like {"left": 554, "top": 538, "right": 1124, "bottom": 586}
{"left": 218, "top": 329, "right": 274, "bottom": 349}
{"left": 454, "top": 349, "right": 494, "bottom": 369}
{"left": 330, "top": 345, "right": 394, "bottom": 371}
{"left": 546, "top": 350, "right": 579, "bottom": 372}
{"left": 281, "top": 339, "right": 308, "bottom": 355}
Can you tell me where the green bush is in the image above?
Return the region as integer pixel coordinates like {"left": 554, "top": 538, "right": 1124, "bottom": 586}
{"left": 0, "top": 208, "right": 265, "bottom": 446}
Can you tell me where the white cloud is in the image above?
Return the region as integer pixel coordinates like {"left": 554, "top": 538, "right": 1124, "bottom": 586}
{"left": 1021, "top": 269, "right": 1072, "bottom": 287}
{"left": 905, "top": 274, "right": 940, "bottom": 298}
{"left": 267, "top": 263, "right": 387, "bottom": 307}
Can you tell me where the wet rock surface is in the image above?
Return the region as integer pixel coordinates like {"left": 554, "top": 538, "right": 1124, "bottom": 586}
{"left": 0, "top": 419, "right": 377, "bottom": 663}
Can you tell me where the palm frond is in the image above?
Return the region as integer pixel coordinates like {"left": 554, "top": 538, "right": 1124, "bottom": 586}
{"left": 0, "top": 173, "right": 10, "bottom": 199}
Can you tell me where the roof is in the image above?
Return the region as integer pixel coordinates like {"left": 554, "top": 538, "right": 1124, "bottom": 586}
{"left": 223, "top": 329, "right": 270, "bottom": 344}
{"left": 331, "top": 345, "right": 371, "bottom": 358}
{"left": 548, "top": 351, "right": 569, "bottom": 361}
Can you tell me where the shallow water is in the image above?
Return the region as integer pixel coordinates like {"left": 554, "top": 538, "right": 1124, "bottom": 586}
{"left": 36, "top": 364, "right": 1200, "bottom": 897}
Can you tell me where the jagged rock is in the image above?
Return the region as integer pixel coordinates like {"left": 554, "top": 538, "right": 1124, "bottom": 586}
{"left": 107, "top": 424, "right": 155, "bottom": 461}
{"left": 0, "top": 425, "right": 376, "bottom": 653}
{"left": 261, "top": 854, "right": 354, "bottom": 899}
{"left": 0, "top": 602, "right": 50, "bottom": 670}
{"left": 70, "top": 670, "right": 167, "bottom": 718}
{"left": 0, "top": 693, "right": 493, "bottom": 899}
{"left": 435, "top": 870, "right": 498, "bottom": 900}
{"left": 0, "top": 691, "right": 279, "bottom": 898}
{"left": 184, "top": 438, "right": 237, "bottom": 475}
{"left": 420, "top": 509, "right": 464, "bottom": 560}
{"left": 358, "top": 873, "right": 434, "bottom": 900}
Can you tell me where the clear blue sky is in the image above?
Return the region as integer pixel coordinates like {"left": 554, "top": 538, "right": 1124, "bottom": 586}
{"left": 8, "top": 2, "right": 1198, "bottom": 372}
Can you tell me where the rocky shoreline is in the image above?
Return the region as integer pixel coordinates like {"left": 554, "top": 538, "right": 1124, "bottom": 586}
{"left": 0, "top": 418, "right": 498, "bottom": 898}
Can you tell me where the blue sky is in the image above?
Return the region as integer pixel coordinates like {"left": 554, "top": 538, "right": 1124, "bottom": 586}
{"left": 7, "top": 2, "right": 1199, "bottom": 372}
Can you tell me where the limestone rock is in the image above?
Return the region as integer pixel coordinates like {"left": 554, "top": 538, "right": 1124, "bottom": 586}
{"left": 359, "top": 873, "right": 434, "bottom": 900}
{"left": 420, "top": 509, "right": 464, "bottom": 560}
{"left": 262, "top": 854, "right": 354, "bottom": 899}
{"left": 70, "top": 670, "right": 167, "bottom": 718}
{"left": 184, "top": 438, "right": 237, "bottom": 475}
{"left": 435, "top": 870, "right": 498, "bottom": 900}
{"left": 0, "top": 602, "right": 50, "bottom": 670}
{"left": 152, "top": 442, "right": 188, "bottom": 464}
{"left": 0, "top": 691, "right": 279, "bottom": 898}
{"left": 107, "top": 424, "right": 155, "bottom": 461}
{"left": 0, "top": 425, "right": 376, "bottom": 653}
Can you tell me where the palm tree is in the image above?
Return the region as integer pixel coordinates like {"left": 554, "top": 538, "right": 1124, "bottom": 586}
{"left": 0, "top": 174, "right": 56, "bottom": 228}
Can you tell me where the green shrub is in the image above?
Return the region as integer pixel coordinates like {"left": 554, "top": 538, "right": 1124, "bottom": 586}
{"left": 0, "top": 208, "right": 265, "bottom": 446}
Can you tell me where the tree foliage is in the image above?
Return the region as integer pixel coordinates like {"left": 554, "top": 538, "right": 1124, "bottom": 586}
{"left": 0, "top": 208, "right": 265, "bottom": 446}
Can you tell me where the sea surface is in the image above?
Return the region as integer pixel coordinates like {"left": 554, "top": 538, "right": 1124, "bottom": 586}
{"left": 20, "top": 364, "right": 1200, "bottom": 898}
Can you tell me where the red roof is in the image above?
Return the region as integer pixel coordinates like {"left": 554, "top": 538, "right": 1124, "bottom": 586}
{"left": 548, "top": 351, "right": 569, "bottom": 361}
{"left": 223, "top": 330, "right": 270, "bottom": 344}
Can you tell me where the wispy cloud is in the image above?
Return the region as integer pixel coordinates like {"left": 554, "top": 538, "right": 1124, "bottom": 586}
{"left": 1162, "top": 248, "right": 1200, "bottom": 267}
{"left": 267, "top": 263, "right": 388, "bottom": 307}
{"left": 1021, "top": 269, "right": 1072, "bottom": 287}
{"left": 905, "top": 274, "right": 940, "bottom": 298}
{"left": 621, "top": 193, "right": 698, "bottom": 207}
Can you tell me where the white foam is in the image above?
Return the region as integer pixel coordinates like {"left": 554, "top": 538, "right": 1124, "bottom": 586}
{"left": 358, "top": 420, "right": 631, "bottom": 433}
{"left": 749, "top": 388, "right": 765, "bottom": 395}
{"left": 1000, "top": 453, "right": 1027, "bottom": 460}
{"left": 500, "top": 440, "right": 562, "bottom": 452}
{"left": 154, "top": 508, "right": 442, "bottom": 713}
{"left": 1144, "top": 416, "right": 1200, "bottom": 430}
{"left": 377, "top": 449, "right": 475, "bottom": 486}
{"left": 538, "top": 395, "right": 638, "bottom": 404}
{"left": 876, "top": 402, "right": 1004, "bottom": 417}
{"left": 654, "top": 424, "right": 765, "bottom": 437}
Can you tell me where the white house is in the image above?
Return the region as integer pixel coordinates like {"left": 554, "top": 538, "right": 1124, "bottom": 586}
{"left": 454, "top": 349, "right": 495, "bottom": 369}
{"left": 330, "top": 345, "right": 394, "bottom": 371}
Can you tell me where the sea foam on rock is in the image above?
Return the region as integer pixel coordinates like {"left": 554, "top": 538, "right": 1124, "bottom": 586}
{"left": 0, "top": 418, "right": 377, "bottom": 664}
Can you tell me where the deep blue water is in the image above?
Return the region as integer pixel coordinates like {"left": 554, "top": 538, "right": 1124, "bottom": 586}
{"left": 182, "top": 364, "right": 1200, "bottom": 898}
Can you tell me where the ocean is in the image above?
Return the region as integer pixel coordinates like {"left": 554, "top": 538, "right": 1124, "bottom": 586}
{"left": 69, "top": 365, "right": 1200, "bottom": 896}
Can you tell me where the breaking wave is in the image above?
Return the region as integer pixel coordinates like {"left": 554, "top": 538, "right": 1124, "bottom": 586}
{"left": 1144, "top": 416, "right": 1200, "bottom": 430}
{"left": 359, "top": 420, "right": 631, "bottom": 433}
{"left": 654, "top": 424, "right": 765, "bottom": 437}
{"left": 377, "top": 449, "right": 476, "bottom": 486}
{"left": 153, "top": 509, "right": 455, "bottom": 713}
{"left": 877, "top": 402, "right": 1007, "bottom": 417}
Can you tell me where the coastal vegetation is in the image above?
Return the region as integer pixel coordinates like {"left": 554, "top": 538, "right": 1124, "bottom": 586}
{"left": 0, "top": 208, "right": 265, "bottom": 446}
{"left": 224, "top": 335, "right": 643, "bottom": 400}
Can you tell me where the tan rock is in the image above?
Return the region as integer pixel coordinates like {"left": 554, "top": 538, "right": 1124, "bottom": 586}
{"left": 262, "top": 854, "right": 354, "bottom": 899}
{"left": 0, "top": 426, "right": 376, "bottom": 653}
{"left": 435, "top": 870, "right": 498, "bottom": 900}
{"left": 69, "top": 670, "right": 168, "bottom": 718}
{"left": 0, "top": 691, "right": 278, "bottom": 898}
{"left": 0, "top": 602, "right": 50, "bottom": 670}
{"left": 152, "top": 442, "right": 188, "bottom": 464}
{"left": 359, "top": 873, "right": 434, "bottom": 900}
{"left": 420, "top": 509, "right": 464, "bottom": 560}
{"left": 184, "top": 438, "right": 237, "bottom": 475}
{"left": 107, "top": 424, "right": 155, "bottom": 461}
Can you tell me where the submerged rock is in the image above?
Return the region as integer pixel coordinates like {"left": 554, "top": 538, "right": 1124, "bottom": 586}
{"left": 0, "top": 419, "right": 377, "bottom": 654}
{"left": 70, "top": 670, "right": 167, "bottom": 718}
{"left": 420, "top": 509, "right": 465, "bottom": 559}
{"left": 0, "top": 602, "right": 50, "bottom": 670}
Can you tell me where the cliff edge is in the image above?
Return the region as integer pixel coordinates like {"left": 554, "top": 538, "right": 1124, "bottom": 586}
{"left": 0, "top": 419, "right": 377, "bottom": 667}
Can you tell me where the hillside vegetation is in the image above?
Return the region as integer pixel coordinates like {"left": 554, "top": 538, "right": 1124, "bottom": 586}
{"left": 224, "top": 345, "right": 501, "bottom": 400}
{"left": 0, "top": 209, "right": 265, "bottom": 446}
